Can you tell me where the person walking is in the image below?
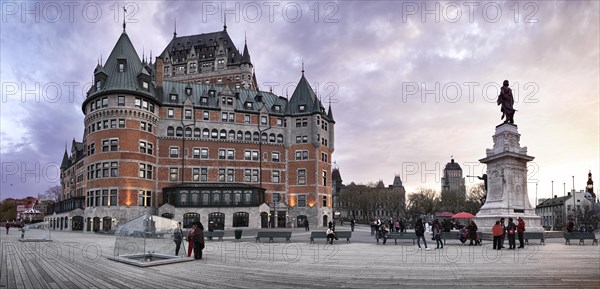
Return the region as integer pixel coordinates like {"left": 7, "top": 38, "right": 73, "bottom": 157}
{"left": 173, "top": 222, "right": 183, "bottom": 256}
{"left": 350, "top": 219, "right": 355, "bottom": 232}
{"left": 304, "top": 219, "right": 310, "bottom": 231}
{"left": 492, "top": 221, "right": 503, "bottom": 250}
{"left": 517, "top": 217, "right": 526, "bottom": 249}
{"left": 432, "top": 219, "right": 443, "bottom": 249}
{"left": 394, "top": 219, "right": 400, "bottom": 233}
{"left": 415, "top": 219, "right": 430, "bottom": 250}
{"left": 506, "top": 217, "right": 517, "bottom": 249}
{"left": 192, "top": 220, "right": 205, "bottom": 260}
{"left": 379, "top": 225, "right": 389, "bottom": 245}
{"left": 499, "top": 217, "right": 506, "bottom": 248}
{"left": 5, "top": 221, "right": 9, "bottom": 234}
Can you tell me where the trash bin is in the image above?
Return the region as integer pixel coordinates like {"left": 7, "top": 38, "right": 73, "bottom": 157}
{"left": 234, "top": 229, "right": 243, "bottom": 240}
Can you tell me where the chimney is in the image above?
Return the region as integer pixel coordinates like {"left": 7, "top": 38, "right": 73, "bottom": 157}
{"left": 156, "top": 57, "right": 164, "bottom": 86}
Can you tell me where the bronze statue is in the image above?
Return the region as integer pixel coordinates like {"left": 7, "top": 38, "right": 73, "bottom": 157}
{"left": 497, "top": 80, "right": 515, "bottom": 124}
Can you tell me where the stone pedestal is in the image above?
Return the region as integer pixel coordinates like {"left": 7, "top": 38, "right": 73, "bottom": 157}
{"left": 475, "top": 124, "right": 544, "bottom": 232}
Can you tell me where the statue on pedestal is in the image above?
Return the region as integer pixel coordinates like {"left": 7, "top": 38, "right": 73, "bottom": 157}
{"left": 497, "top": 80, "right": 516, "bottom": 124}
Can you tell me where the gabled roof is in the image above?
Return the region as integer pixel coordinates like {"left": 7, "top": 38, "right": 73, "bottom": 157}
{"left": 88, "top": 32, "right": 155, "bottom": 98}
{"left": 160, "top": 30, "right": 242, "bottom": 65}
{"left": 537, "top": 196, "right": 570, "bottom": 208}
{"left": 286, "top": 74, "right": 322, "bottom": 115}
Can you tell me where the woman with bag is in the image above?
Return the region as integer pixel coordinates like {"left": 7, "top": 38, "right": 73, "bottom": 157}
{"left": 432, "top": 219, "right": 443, "bottom": 249}
{"left": 506, "top": 217, "right": 517, "bottom": 249}
{"left": 414, "top": 219, "right": 430, "bottom": 250}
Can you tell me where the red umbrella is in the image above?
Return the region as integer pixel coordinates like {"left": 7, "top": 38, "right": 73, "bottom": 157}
{"left": 452, "top": 212, "right": 476, "bottom": 219}
{"left": 436, "top": 212, "right": 454, "bottom": 218}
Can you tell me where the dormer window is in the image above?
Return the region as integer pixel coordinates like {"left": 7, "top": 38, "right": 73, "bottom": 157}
{"left": 209, "top": 90, "right": 215, "bottom": 97}
{"left": 273, "top": 105, "right": 281, "bottom": 112}
{"left": 170, "top": 94, "right": 178, "bottom": 102}
{"left": 245, "top": 102, "right": 253, "bottom": 109}
{"left": 95, "top": 81, "right": 101, "bottom": 91}
{"left": 255, "top": 94, "right": 262, "bottom": 102}
{"left": 185, "top": 87, "right": 192, "bottom": 96}
{"left": 117, "top": 59, "right": 127, "bottom": 72}
{"left": 298, "top": 105, "right": 306, "bottom": 112}
{"left": 201, "top": 97, "right": 208, "bottom": 105}
{"left": 142, "top": 81, "right": 149, "bottom": 90}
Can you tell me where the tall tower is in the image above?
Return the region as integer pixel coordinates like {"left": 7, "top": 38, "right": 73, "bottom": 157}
{"left": 83, "top": 29, "right": 159, "bottom": 224}
{"left": 441, "top": 158, "right": 466, "bottom": 199}
{"left": 584, "top": 170, "right": 596, "bottom": 203}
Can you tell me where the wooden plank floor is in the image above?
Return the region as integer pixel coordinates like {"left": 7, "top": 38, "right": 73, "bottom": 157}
{"left": 1, "top": 227, "right": 599, "bottom": 288}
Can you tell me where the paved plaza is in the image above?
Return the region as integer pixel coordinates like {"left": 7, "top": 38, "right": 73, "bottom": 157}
{"left": 1, "top": 225, "right": 599, "bottom": 289}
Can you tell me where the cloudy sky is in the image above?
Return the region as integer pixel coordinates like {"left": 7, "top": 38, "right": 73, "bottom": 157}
{"left": 1, "top": 1, "right": 598, "bottom": 207}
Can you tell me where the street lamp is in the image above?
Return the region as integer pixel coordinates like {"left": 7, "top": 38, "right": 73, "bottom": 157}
{"left": 180, "top": 103, "right": 195, "bottom": 184}
{"left": 256, "top": 100, "right": 272, "bottom": 189}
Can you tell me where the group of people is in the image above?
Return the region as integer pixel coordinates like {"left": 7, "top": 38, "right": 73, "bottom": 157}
{"left": 490, "top": 217, "right": 526, "bottom": 250}
{"left": 173, "top": 220, "right": 205, "bottom": 260}
{"left": 370, "top": 218, "right": 406, "bottom": 236}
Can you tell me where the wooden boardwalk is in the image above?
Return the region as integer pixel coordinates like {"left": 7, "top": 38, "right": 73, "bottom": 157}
{"left": 1, "top": 227, "right": 599, "bottom": 288}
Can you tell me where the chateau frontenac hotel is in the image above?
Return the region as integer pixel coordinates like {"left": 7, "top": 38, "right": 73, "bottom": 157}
{"left": 48, "top": 23, "right": 335, "bottom": 231}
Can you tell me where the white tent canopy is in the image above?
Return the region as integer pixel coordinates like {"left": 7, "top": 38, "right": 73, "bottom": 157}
{"left": 23, "top": 208, "right": 41, "bottom": 214}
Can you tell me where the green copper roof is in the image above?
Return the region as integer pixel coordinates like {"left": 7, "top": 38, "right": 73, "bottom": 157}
{"left": 286, "top": 74, "right": 323, "bottom": 115}
{"left": 87, "top": 32, "right": 155, "bottom": 99}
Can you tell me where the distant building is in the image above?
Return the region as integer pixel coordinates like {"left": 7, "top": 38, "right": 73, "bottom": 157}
{"left": 536, "top": 190, "right": 592, "bottom": 230}
{"left": 584, "top": 170, "right": 596, "bottom": 203}
{"left": 441, "top": 158, "right": 466, "bottom": 200}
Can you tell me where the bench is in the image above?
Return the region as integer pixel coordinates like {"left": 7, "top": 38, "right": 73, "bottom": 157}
{"left": 205, "top": 231, "right": 224, "bottom": 241}
{"left": 386, "top": 233, "right": 416, "bottom": 245}
{"left": 564, "top": 232, "right": 599, "bottom": 245}
{"left": 523, "top": 232, "right": 545, "bottom": 245}
{"left": 256, "top": 231, "right": 292, "bottom": 243}
{"left": 309, "top": 231, "right": 351, "bottom": 243}
{"left": 440, "top": 231, "right": 459, "bottom": 245}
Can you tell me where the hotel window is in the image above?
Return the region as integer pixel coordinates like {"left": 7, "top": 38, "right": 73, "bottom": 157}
{"left": 193, "top": 148, "right": 200, "bottom": 158}
{"left": 218, "top": 169, "right": 226, "bottom": 182}
{"left": 272, "top": 152, "right": 280, "bottom": 162}
{"left": 138, "top": 190, "right": 152, "bottom": 207}
{"left": 221, "top": 112, "right": 228, "bottom": 122}
{"left": 296, "top": 136, "right": 301, "bottom": 143}
{"left": 245, "top": 102, "right": 252, "bottom": 109}
{"left": 323, "top": 196, "right": 328, "bottom": 207}
{"left": 200, "top": 168, "right": 208, "bottom": 182}
{"left": 110, "top": 119, "right": 116, "bottom": 128}
{"left": 194, "top": 128, "right": 201, "bottom": 137}
{"left": 118, "top": 119, "right": 125, "bottom": 128}
{"left": 244, "top": 115, "right": 250, "bottom": 124}
{"left": 170, "top": 147, "right": 179, "bottom": 158}
{"left": 176, "top": 127, "right": 183, "bottom": 137}
{"left": 297, "top": 169, "right": 306, "bottom": 185}
{"left": 296, "top": 119, "right": 301, "bottom": 127}
{"left": 322, "top": 171, "right": 327, "bottom": 186}
{"left": 140, "top": 141, "right": 153, "bottom": 155}
{"left": 138, "top": 163, "right": 153, "bottom": 179}
{"left": 168, "top": 108, "right": 174, "bottom": 118}
{"left": 218, "top": 149, "right": 226, "bottom": 159}
{"left": 302, "top": 136, "right": 308, "bottom": 143}
{"left": 110, "top": 189, "right": 117, "bottom": 206}
{"left": 261, "top": 116, "right": 268, "bottom": 125}
{"left": 185, "top": 109, "right": 192, "bottom": 119}
{"left": 135, "top": 98, "right": 141, "bottom": 108}
{"left": 298, "top": 195, "right": 306, "bottom": 207}
{"left": 185, "top": 127, "right": 192, "bottom": 137}
{"left": 228, "top": 113, "right": 235, "bottom": 122}
{"left": 101, "top": 97, "right": 108, "bottom": 107}
{"left": 169, "top": 167, "right": 178, "bottom": 181}
{"left": 95, "top": 81, "right": 101, "bottom": 91}
{"left": 167, "top": 126, "right": 174, "bottom": 136}
{"left": 142, "top": 100, "right": 148, "bottom": 110}
{"left": 118, "top": 63, "right": 125, "bottom": 72}
{"left": 321, "top": 152, "right": 328, "bottom": 162}
{"left": 298, "top": 105, "right": 305, "bottom": 112}
{"left": 302, "top": 118, "right": 308, "bottom": 127}
{"left": 273, "top": 105, "right": 281, "bottom": 112}
{"left": 203, "top": 111, "right": 209, "bottom": 120}
{"left": 252, "top": 169, "right": 259, "bottom": 182}
{"left": 276, "top": 134, "right": 283, "bottom": 144}
{"left": 227, "top": 149, "right": 234, "bottom": 160}
{"left": 272, "top": 170, "right": 280, "bottom": 183}
{"left": 192, "top": 168, "right": 201, "bottom": 182}
{"left": 140, "top": 122, "right": 147, "bottom": 131}
{"left": 201, "top": 97, "right": 208, "bottom": 105}
{"left": 201, "top": 148, "right": 209, "bottom": 159}
{"left": 276, "top": 118, "right": 283, "bottom": 127}
{"left": 170, "top": 94, "right": 178, "bottom": 102}
{"left": 227, "top": 169, "right": 234, "bottom": 182}
{"left": 87, "top": 143, "right": 95, "bottom": 156}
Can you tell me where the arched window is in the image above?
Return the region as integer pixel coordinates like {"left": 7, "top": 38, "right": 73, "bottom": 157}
{"left": 269, "top": 133, "right": 276, "bottom": 143}
{"left": 253, "top": 132, "right": 259, "bottom": 141}
{"left": 233, "top": 212, "right": 249, "bottom": 227}
{"left": 208, "top": 212, "right": 225, "bottom": 230}
{"left": 185, "top": 127, "right": 192, "bottom": 137}
{"left": 219, "top": 129, "right": 227, "bottom": 139}
{"left": 194, "top": 128, "right": 201, "bottom": 138}
{"left": 211, "top": 129, "right": 218, "bottom": 139}
{"left": 244, "top": 131, "right": 252, "bottom": 141}
{"left": 179, "top": 190, "right": 188, "bottom": 206}
{"left": 228, "top": 130, "right": 235, "bottom": 140}
{"left": 237, "top": 130, "right": 243, "bottom": 140}
{"left": 183, "top": 212, "right": 200, "bottom": 229}
{"left": 276, "top": 134, "right": 284, "bottom": 144}
{"left": 167, "top": 126, "right": 174, "bottom": 136}
{"left": 161, "top": 213, "right": 174, "bottom": 219}
{"left": 176, "top": 127, "right": 183, "bottom": 137}
{"left": 202, "top": 128, "right": 210, "bottom": 138}
{"left": 261, "top": 133, "right": 268, "bottom": 142}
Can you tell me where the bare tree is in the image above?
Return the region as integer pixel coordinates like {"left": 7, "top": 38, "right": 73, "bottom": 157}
{"left": 43, "top": 185, "right": 62, "bottom": 202}
{"left": 406, "top": 188, "right": 439, "bottom": 219}
{"left": 464, "top": 183, "right": 486, "bottom": 214}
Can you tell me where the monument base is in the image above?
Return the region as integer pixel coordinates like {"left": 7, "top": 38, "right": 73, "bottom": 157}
{"left": 475, "top": 213, "right": 544, "bottom": 233}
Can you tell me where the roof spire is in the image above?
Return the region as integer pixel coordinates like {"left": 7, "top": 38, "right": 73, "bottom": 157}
{"left": 223, "top": 13, "right": 227, "bottom": 31}
{"left": 122, "top": 6, "right": 127, "bottom": 32}
{"left": 301, "top": 58, "right": 305, "bottom": 76}
{"left": 173, "top": 18, "right": 177, "bottom": 38}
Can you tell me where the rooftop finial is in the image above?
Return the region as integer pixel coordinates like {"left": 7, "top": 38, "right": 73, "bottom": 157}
{"left": 173, "top": 18, "right": 177, "bottom": 38}
{"left": 301, "top": 58, "right": 305, "bottom": 76}
{"left": 122, "top": 6, "right": 127, "bottom": 32}
{"left": 224, "top": 13, "right": 227, "bottom": 31}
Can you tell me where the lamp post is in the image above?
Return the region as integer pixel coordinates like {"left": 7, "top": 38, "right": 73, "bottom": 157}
{"left": 181, "top": 104, "right": 195, "bottom": 185}
{"left": 256, "top": 101, "right": 272, "bottom": 189}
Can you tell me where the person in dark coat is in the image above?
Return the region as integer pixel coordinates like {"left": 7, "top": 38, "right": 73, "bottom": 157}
{"left": 506, "top": 218, "right": 517, "bottom": 249}
{"left": 468, "top": 220, "right": 481, "bottom": 246}
{"left": 192, "top": 220, "right": 205, "bottom": 259}
{"left": 304, "top": 219, "right": 310, "bottom": 231}
{"left": 414, "top": 219, "right": 429, "bottom": 250}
